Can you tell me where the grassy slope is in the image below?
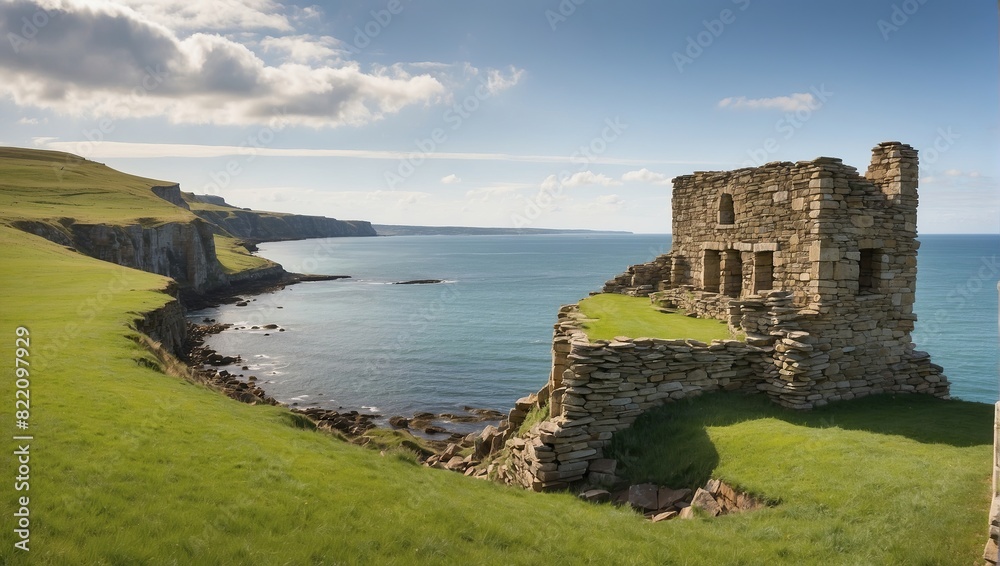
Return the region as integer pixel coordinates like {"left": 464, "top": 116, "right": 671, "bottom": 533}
{"left": 0, "top": 148, "right": 191, "bottom": 226}
{"left": 213, "top": 234, "right": 276, "bottom": 274}
{"left": 579, "top": 293, "right": 736, "bottom": 342}
{"left": 609, "top": 393, "right": 992, "bottom": 564}
{"left": 0, "top": 224, "right": 991, "bottom": 564}
{"left": 0, "top": 147, "right": 271, "bottom": 273}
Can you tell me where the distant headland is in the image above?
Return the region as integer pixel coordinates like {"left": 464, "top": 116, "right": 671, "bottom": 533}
{"left": 373, "top": 224, "right": 632, "bottom": 236}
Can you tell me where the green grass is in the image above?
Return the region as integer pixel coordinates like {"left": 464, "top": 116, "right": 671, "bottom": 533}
{"left": 0, "top": 226, "right": 992, "bottom": 564}
{"left": 578, "top": 293, "right": 736, "bottom": 342}
{"left": 0, "top": 147, "right": 194, "bottom": 226}
{"left": 517, "top": 403, "right": 550, "bottom": 436}
{"left": 213, "top": 234, "right": 276, "bottom": 274}
{"left": 606, "top": 392, "right": 992, "bottom": 564}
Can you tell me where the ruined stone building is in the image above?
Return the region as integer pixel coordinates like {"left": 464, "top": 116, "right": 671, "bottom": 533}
{"left": 604, "top": 141, "right": 949, "bottom": 408}
{"left": 489, "top": 142, "right": 950, "bottom": 492}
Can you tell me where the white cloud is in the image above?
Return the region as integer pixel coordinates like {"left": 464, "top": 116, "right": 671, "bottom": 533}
{"left": 115, "top": 0, "right": 293, "bottom": 32}
{"left": 718, "top": 92, "right": 818, "bottom": 112}
{"left": 17, "top": 117, "right": 45, "bottom": 125}
{"left": 0, "top": 0, "right": 444, "bottom": 127}
{"left": 561, "top": 171, "right": 622, "bottom": 188}
{"left": 484, "top": 66, "right": 524, "bottom": 95}
{"left": 622, "top": 168, "right": 670, "bottom": 185}
{"left": 33, "top": 140, "right": 724, "bottom": 167}
{"left": 259, "top": 34, "right": 342, "bottom": 63}
{"left": 441, "top": 174, "right": 462, "bottom": 184}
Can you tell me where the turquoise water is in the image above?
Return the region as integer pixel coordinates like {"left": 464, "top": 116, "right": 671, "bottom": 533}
{"left": 190, "top": 234, "right": 999, "bottom": 417}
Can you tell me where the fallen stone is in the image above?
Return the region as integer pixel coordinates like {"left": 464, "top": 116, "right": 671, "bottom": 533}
{"left": 579, "top": 489, "right": 611, "bottom": 503}
{"left": 658, "top": 487, "right": 691, "bottom": 510}
{"left": 690, "top": 488, "right": 721, "bottom": 516}
{"left": 651, "top": 511, "right": 678, "bottom": 523}
{"left": 628, "top": 483, "right": 659, "bottom": 511}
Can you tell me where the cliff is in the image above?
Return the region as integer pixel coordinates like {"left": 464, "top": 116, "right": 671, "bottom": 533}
{"left": 0, "top": 147, "right": 377, "bottom": 301}
{"left": 183, "top": 193, "right": 376, "bottom": 242}
{"left": 133, "top": 295, "right": 188, "bottom": 356}
{"left": 13, "top": 217, "right": 227, "bottom": 294}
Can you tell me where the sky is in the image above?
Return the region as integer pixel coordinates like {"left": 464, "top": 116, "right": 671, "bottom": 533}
{"left": 0, "top": 0, "right": 997, "bottom": 233}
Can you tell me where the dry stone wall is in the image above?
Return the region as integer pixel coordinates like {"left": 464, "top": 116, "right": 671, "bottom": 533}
{"left": 499, "top": 304, "right": 770, "bottom": 491}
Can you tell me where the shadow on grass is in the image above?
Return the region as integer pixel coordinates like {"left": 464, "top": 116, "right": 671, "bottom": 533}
{"left": 606, "top": 392, "right": 994, "bottom": 488}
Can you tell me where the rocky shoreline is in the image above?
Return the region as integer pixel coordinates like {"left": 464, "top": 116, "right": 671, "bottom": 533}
{"left": 181, "top": 283, "right": 508, "bottom": 459}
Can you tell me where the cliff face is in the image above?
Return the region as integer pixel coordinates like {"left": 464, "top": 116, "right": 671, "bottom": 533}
{"left": 150, "top": 184, "right": 190, "bottom": 210}
{"left": 134, "top": 297, "right": 187, "bottom": 356}
{"left": 16, "top": 218, "right": 227, "bottom": 294}
{"left": 71, "top": 220, "right": 227, "bottom": 293}
{"left": 192, "top": 209, "right": 377, "bottom": 242}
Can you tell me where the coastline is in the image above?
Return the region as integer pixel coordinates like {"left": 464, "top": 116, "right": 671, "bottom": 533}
{"left": 173, "top": 261, "right": 504, "bottom": 455}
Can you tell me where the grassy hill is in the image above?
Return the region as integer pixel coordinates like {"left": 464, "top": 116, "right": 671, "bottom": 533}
{"left": 0, "top": 148, "right": 994, "bottom": 564}
{"left": 0, "top": 147, "right": 192, "bottom": 226}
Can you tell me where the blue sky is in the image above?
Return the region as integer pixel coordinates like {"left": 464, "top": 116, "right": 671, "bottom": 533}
{"left": 1, "top": 0, "right": 996, "bottom": 233}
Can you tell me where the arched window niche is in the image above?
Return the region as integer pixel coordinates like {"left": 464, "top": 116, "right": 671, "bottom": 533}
{"left": 718, "top": 193, "right": 735, "bottom": 225}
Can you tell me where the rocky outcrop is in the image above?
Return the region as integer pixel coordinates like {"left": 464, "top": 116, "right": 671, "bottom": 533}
{"left": 191, "top": 208, "right": 376, "bottom": 242}
{"left": 150, "top": 184, "right": 190, "bottom": 210}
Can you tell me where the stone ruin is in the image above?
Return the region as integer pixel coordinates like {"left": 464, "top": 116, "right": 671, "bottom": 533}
{"left": 604, "top": 140, "right": 949, "bottom": 409}
{"left": 485, "top": 142, "right": 950, "bottom": 492}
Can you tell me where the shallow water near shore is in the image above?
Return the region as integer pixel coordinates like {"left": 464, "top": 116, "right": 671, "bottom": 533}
{"left": 188, "top": 233, "right": 1000, "bottom": 418}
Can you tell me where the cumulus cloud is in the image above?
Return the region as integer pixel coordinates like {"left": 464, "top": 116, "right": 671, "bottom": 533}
{"left": 441, "top": 174, "right": 461, "bottom": 184}
{"left": 718, "top": 92, "right": 818, "bottom": 112}
{"left": 548, "top": 171, "right": 622, "bottom": 189}
{"left": 622, "top": 168, "right": 670, "bottom": 185}
{"left": 0, "top": 0, "right": 444, "bottom": 127}
{"left": 114, "top": 0, "right": 294, "bottom": 32}
{"left": 258, "top": 34, "right": 342, "bottom": 63}
{"left": 562, "top": 170, "right": 621, "bottom": 189}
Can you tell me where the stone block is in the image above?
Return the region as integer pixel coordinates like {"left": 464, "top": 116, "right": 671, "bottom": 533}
{"left": 628, "top": 483, "right": 659, "bottom": 511}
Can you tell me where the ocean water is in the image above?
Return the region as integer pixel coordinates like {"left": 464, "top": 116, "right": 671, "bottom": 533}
{"left": 189, "top": 234, "right": 1000, "bottom": 418}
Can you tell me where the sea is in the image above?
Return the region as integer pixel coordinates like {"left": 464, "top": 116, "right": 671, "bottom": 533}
{"left": 188, "top": 234, "right": 1000, "bottom": 419}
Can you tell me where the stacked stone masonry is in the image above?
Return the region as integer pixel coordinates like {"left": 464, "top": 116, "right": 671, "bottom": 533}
{"left": 503, "top": 142, "right": 950, "bottom": 492}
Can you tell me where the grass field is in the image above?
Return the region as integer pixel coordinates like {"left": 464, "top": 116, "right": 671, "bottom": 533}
{"left": 579, "top": 293, "right": 737, "bottom": 342}
{"left": 0, "top": 147, "right": 194, "bottom": 226}
{"left": 0, "top": 224, "right": 992, "bottom": 564}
